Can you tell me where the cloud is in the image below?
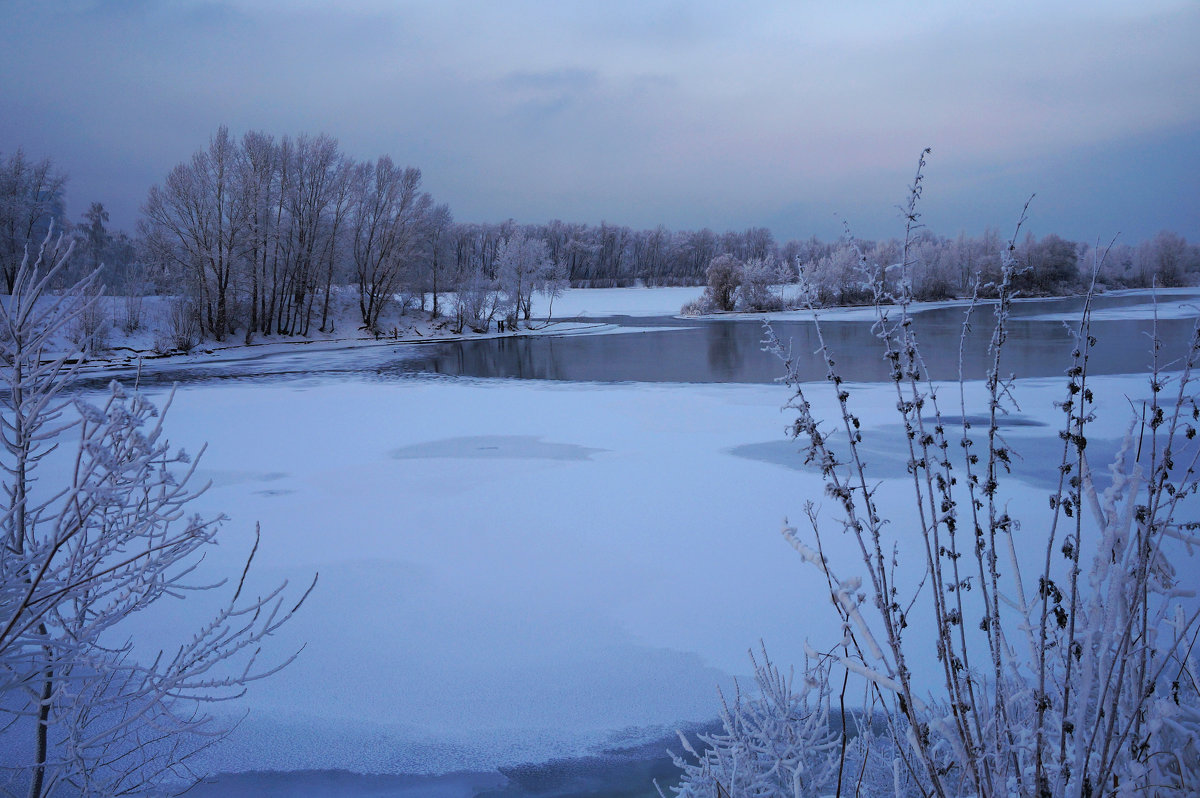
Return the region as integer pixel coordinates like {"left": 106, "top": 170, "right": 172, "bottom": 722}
{"left": 0, "top": 0, "right": 1196, "bottom": 239}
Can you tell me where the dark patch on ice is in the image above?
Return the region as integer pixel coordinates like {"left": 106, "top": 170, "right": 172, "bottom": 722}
{"left": 392, "top": 435, "right": 605, "bottom": 462}
{"left": 193, "top": 469, "right": 293, "bottom": 488}
{"left": 478, "top": 724, "right": 716, "bottom": 798}
{"left": 179, "top": 724, "right": 715, "bottom": 798}
{"left": 728, "top": 431, "right": 1131, "bottom": 491}
{"left": 926, "top": 414, "right": 1046, "bottom": 428}
{"left": 186, "top": 768, "right": 506, "bottom": 797}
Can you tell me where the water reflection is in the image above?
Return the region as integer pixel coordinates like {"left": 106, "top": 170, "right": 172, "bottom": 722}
{"left": 74, "top": 292, "right": 1200, "bottom": 390}
{"left": 410, "top": 311, "right": 1192, "bottom": 385}
{"left": 706, "top": 323, "right": 745, "bottom": 381}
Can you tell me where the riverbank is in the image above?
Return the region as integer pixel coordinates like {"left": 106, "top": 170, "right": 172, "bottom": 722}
{"left": 59, "top": 285, "right": 1200, "bottom": 384}
{"left": 57, "top": 285, "right": 705, "bottom": 378}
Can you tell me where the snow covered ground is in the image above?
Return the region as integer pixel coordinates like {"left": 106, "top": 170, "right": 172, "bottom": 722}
{"left": 92, "top": 368, "right": 1172, "bottom": 779}
{"left": 534, "top": 285, "right": 705, "bottom": 318}
{"left": 30, "top": 285, "right": 1198, "bottom": 790}
{"left": 64, "top": 285, "right": 1200, "bottom": 379}
{"left": 65, "top": 286, "right": 705, "bottom": 382}
{"left": 1017, "top": 294, "right": 1200, "bottom": 321}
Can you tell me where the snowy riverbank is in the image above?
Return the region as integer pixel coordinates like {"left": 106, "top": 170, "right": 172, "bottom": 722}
{"left": 62, "top": 285, "right": 1200, "bottom": 383}
{"left": 58, "top": 286, "right": 708, "bottom": 381}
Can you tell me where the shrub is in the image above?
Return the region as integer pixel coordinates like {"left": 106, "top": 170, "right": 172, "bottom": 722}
{"left": 664, "top": 648, "right": 840, "bottom": 797}
{"left": 704, "top": 254, "right": 742, "bottom": 312}
{"left": 680, "top": 296, "right": 715, "bottom": 317}
{"left": 120, "top": 292, "right": 144, "bottom": 334}
{"left": 1, "top": 230, "right": 313, "bottom": 796}
{"left": 154, "top": 295, "right": 200, "bottom": 353}
{"left": 66, "top": 291, "right": 110, "bottom": 355}
{"left": 665, "top": 152, "right": 1200, "bottom": 797}
{"left": 736, "top": 257, "right": 785, "bottom": 312}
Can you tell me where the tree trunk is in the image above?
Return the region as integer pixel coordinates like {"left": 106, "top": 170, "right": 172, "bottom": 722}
{"left": 29, "top": 635, "right": 53, "bottom": 798}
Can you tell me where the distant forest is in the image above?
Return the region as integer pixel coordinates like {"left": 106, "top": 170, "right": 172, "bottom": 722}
{"left": 4, "top": 129, "right": 1198, "bottom": 341}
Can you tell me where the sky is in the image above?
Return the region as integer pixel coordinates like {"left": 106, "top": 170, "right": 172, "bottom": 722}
{"left": 1, "top": 0, "right": 1197, "bottom": 244}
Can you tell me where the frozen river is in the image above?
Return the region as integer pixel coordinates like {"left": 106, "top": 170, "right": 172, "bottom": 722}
{"left": 81, "top": 291, "right": 1199, "bottom": 797}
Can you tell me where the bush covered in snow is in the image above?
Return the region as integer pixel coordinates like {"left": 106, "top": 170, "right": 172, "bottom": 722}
{"left": 1, "top": 231, "right": 313, "bottom": 797}
{"left": 665, "top": 152, "right": 1200, "bottom": 798}
{"left": 680, "top": 255, "right": 787, "bottom": 315}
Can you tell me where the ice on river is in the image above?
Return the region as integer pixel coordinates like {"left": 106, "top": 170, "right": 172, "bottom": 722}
{"left": 96, "top": 369, "right": 1171, "bottom": 776}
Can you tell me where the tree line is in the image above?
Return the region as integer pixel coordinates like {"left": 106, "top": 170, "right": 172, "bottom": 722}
{"left": 3, "top": 131, "right": 1199, "bottom": 344}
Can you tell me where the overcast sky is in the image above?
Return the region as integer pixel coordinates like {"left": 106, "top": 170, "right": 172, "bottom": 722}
{"left": 2, "top": 0, "right": 1197, "bottom": 243}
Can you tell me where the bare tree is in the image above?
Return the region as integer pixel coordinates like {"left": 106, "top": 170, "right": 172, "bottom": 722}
{"left": 496, "top": 228, "right": 550, "bottom": 326}
{"left": 349, "top": 158, "right": 432, "bottom": 333}
{"left": 278, "top": 134, "right": 341, "bottom": 336}
{"left": 0, "top": 230, "right": 314, "bottom": 797}
{"left": 423, "top": 203, "right": 454, "bottom": 319}
{"left": 142, "top": 126, "right": 248, "bottom": 341}
{"left": 0, "top": 150, "right": 67, "bottom": 294}
{"left": 238, "top": 129, "right": 283, "bottom": 339}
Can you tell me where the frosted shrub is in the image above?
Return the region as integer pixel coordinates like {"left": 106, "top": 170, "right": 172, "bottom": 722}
{"left": 737, "top": 258, "right": 785, "bottom": 312}
{"left": 454, "top": 267, "right": 499, "bottom": 333}
{"left": 804, "top": 245, "right": 868, "bottom": 306}
{"left": 66, "top": 291, "right": 109, "bottom": 355}
{"left": 680, "top": 296, "right": 714, "bottom": 317}
{"left": 664, "top": 650, "right": 841, "bottom": 798}
{"left": 1, "top": 230, "right": 313, "bottom": 797}
{"left": 154, "top": 295, "right": 199, "bottom": 353}
{"left": 704, "top": 254, "right": 742, "bottom": 312}
{"left": 121, "top": 292, "right": 143, "bottom": 334}
{"left": 667, "top": 151, "right": 1200, "bottom": 797}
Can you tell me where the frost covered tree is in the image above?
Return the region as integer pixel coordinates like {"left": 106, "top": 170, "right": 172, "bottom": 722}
{"left": 77, "top": 203, "right": 109, "bottom": 277}
{"left": 422, "top": 203, "right": 454, "bottom": 318}
{"left": 802, "top": 244, "right": 864, "bottom": 306}
{"left": 446, "top": 222, "right": 507, "bottom": 333}
{"left": 703, "top": 254, "right": 742, "bottom": 312}
{"left": 538, "top": 257, "right": 570, "bottom": 325}
{"left": 349, "top": 157, "right": 432, "bottom": 333}
{"left": 0, "top": 231, "right": 314, "bottom": 797}
{"left": 496, "top": 229, "right": 551, "bottom": 326}
{"left": 736, "top": 257, "right": 785, "bottom": 312}
{"left": 1136, "top": 231, "right": 1199, "bottom": 288}
{"left": 278, "top": 133, "right": 347, "bottom": 337}
{"left": 452, "top": 266, "right": 500, "bottom": 334}
{"left": 1016, "top": 232, "right": 1081, "bottom": 294}
{"left": 141, "top": 126, "right": 247, "bottom": 340}
{"left": 667, "top": 152, "right": 1200, "bottom": 798}
{"left": 0, "top": 151, "right": 67, "bottom": 295}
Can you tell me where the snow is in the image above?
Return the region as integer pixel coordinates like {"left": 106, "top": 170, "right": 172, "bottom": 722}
{"left": 713, "top": 297, "right": 978, "bottom": 323}
{"left": 59, "top": 286, "right": 1200, "bottom": 382}
{"left": 691, "top": 287, "right": 1200, "bottom": 324}
{"left": 530, "top": 285, "right": 705, "bottom": 318}
{"left": 91, "top": 366, "right": 1173, "bottom": 778}
{"left": 1017, "top": 295, "right": 1200, "bottom": 321}
{"left": 61, "top": 286, "right": 705, "bottom": 384}
{"left": 28, "top": 284, "right": 1198, "bottom": 785}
